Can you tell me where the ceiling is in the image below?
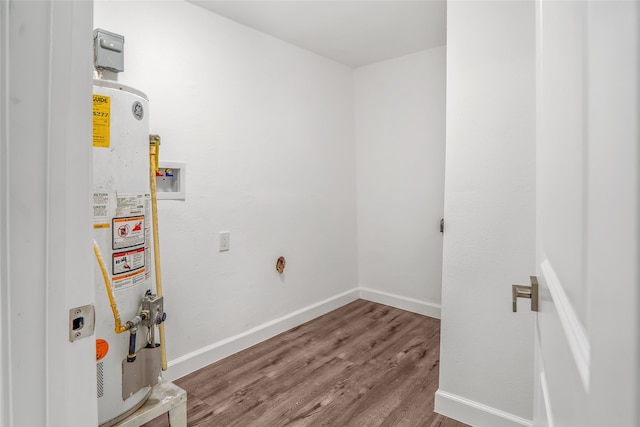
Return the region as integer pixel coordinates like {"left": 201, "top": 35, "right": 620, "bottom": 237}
{"left": 188, "top": 1, "right": 447, "bottom": 68}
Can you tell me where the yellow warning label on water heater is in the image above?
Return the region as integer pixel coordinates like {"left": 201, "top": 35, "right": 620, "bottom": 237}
{"left": 92, "top": 94, "right": 110, "bottom": 148}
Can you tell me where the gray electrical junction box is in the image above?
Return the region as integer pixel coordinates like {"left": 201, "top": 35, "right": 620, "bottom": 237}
{"left": 94, "top": 28, "right": 125, "bottom": 73}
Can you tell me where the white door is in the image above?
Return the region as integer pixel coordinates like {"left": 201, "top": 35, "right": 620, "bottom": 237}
{"left": 1, "top": 1, "right": 98, "bottom": 425}
{"left": 533, "top": 1, "right": 639, "bottom": 426}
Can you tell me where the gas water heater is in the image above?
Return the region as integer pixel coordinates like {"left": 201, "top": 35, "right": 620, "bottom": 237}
{"left": 92, "top": 78, "right": 166, "bottom": 426}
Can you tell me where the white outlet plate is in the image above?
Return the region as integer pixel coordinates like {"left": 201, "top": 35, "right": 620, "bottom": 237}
{"left": 219, "top": 231, "right": 230, "bottom": 252}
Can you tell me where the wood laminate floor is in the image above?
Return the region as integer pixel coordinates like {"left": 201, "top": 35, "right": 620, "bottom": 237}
{"left": 144, "top": 299, "right": 469, "bottom": 427}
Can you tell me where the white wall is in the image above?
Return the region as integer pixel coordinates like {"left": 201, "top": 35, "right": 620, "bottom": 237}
{"left": 436, "top": 2, "right": 536, "bottom": 426}
{"left": 94, "top": 0, "right": 359, "bottom": 379}
{"left": 355, "top": 47, "right": 446, "bottom": 318}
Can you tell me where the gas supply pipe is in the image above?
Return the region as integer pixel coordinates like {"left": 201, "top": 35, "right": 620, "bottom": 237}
{"left": 149, "top": 134, "right": 168, "bottom": 371}
{"left": 94, "top": 240, "right": 130, "bottom": 335}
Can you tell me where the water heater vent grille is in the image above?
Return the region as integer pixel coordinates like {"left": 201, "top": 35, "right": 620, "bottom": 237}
{"left": 97, "top": 362, "right": 104, "bottom": 398}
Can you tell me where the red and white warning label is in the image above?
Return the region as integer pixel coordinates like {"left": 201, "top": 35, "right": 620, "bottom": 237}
{"left": 112, "top": 269, "right": 146, "bottom": 290}
{"left": 144, "top": 194, "right": 152, "bottom": 281}
{"left": 112, "top": 247, "right": 145, "bottom": 276}
{"left": 112, "top": 216, "right": 145, "bottom": 250}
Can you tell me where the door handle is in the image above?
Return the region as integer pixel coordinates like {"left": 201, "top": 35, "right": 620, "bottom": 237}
{"left": 512, "top": 276, "right": 538, "bottom": 312}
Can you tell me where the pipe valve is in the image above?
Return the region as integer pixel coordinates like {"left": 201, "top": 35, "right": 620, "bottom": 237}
{"left": 141, "top": 293, "right": 165, "bottom": 328}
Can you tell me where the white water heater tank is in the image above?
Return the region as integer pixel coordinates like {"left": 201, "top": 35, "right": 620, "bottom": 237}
{"left": 92, "top": 80, "right": 161, "bottom": 426}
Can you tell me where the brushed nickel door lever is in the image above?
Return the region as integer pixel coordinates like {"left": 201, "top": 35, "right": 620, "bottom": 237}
{"left": 512, "top": 276, "right": 538, "bottom": 312}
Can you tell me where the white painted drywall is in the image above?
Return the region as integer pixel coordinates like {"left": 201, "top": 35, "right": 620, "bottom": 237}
{"left": 1, "top": 1, "right": 97, "bottom": 426}
{"left": 94, "top": 0, "right": 359, "bottom": 376}
{"left": 355, "top": 47, "right": 446, "bottom": 317}
{"left": 437, "top": 1, "right": 535, "bottom": 425}
{"left": 188, "top": 0, "right": 447, "bottom": 68}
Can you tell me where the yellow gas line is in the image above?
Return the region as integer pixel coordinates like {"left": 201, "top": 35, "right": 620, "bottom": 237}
{"left": 93, "top": 241, "right": 129, "bottom": 334}
{"left": 149, "top": 135, "right": 167, "bottom": 371}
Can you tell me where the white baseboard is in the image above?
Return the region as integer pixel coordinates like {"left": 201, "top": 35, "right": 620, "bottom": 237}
{"left": 165, "top": 288, "right": 360, "bottom": 382}
{"left": 435, "top": 390, "right": 532, "bottom": 427}
{"left": 359, "top": 287, "right": 441, "bottom": 319}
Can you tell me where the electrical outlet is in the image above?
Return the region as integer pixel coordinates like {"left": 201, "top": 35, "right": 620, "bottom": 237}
{"left": 219, "top": 231, "right": 230, "bottom": 252}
